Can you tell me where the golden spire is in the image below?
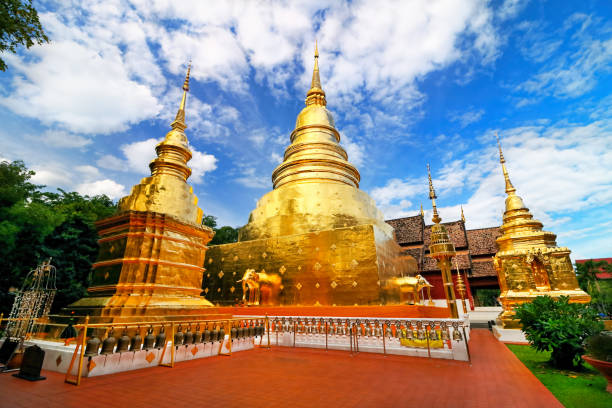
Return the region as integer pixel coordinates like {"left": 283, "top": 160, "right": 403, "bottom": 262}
{"left": 427, "top": 164, "right": 441, "bottom": 224}
{"left": 420, "top": 203, "right": 424, "bottom": 218}
{"left": 460, "top": 205, "right": 466, "bottom": 223}
{"left": 305, "top": 41, "right": 326, "bottom": 106}
{"left": 496, "top": 132, "right": 516, "bottom": 195}
{"left": 171, "top": 61, "right": 191, "bottom": 131}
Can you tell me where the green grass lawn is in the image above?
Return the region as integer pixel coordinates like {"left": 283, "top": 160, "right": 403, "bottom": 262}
{"left": 507, "top": 344, "right": 612, "bottom": 408}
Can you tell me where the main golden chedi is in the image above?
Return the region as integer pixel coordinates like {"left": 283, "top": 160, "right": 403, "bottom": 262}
{"left": 204, "top": 45, "right": 416, "bottom": 306}
{"left": 493, "top": 136, "right": 590, "bottom": 328}
{"left": 68, "top": 66, "right": 216, "bottom": 321}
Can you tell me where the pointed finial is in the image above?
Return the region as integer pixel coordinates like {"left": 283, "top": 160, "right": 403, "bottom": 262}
{"left": 306, "top": 41, "right": 326, "bottom": 106}
{"left": 420, "top": 203, "right": 424, "bottom": 218}
{"left": 496, "top": 132, "right": 516, "bottom": 195}
{"left": 460, "top": 205, "right": 466, "bottom": 223}
{"left": 171, "top": 61, "right": 192, "bottom": 130}
{"left": 427, "top": 164, "right": 441, "bottom": 224}
{"left": 183, "top": 60, "right": 191, "bottom": 92}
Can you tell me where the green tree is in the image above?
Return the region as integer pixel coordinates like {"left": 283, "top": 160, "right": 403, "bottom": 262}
{"left": 576, "top": 260, "right": 612, "bottom": 318}
{"left": 0, "top": 160, "right": 115, "bottom": 314}
{"left": 0, "top": 0, "right": 49, "bottom": 71}
{"left": 515, "top": 295, "right": 603, "bottom": 369}
{"left": 202, "top": 214, "right": 239, "bottom": 245}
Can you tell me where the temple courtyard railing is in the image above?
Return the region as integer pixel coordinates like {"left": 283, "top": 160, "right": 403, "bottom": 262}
{"left": 0, "top": 314, "right": 470, "bottom": 386}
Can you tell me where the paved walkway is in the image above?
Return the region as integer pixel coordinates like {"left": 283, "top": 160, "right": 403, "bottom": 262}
{"left": 0, "top": 330, "right": 561, "bottom": 408}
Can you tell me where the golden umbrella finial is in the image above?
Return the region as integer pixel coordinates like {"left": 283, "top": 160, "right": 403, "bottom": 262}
{"left": 460, "top": 205, "right": 466, "bottom": 223}
{"left": 172, "top": 61, "right": 192, "bottom": 129}
{"left": 427, "top": 164, "right": 441, "bottom": 224}
{"left": 420, "top": 203, "right": 424, "bottom": 218}
{"left": 496, "top": 132, "right": 516, "bottom": 195}
{"left": 306, "top": 40, "right": 326, "bottom": 106}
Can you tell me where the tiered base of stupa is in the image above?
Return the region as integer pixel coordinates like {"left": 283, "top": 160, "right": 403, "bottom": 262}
{"left": 65, "top": 210, "right": 226, "bottom": 324}
{"left": 203, "top": 223, "right": 420, "bottom": 307}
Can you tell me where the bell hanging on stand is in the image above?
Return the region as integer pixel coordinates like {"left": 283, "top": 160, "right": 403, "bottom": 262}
{"left": 100, "top": 328, "right": 117, "bottom": 355}
{"left": 131, "top": 327, "right": 142, "bottom": 351}
{"left": 116, "top": 327, "right": 131, "bottom": 352}
{"left": 193, "top": 324, "right": 202, "bottom": 343}
{"left": 231, "top": 325, "right": 237, "bottom": 341}
{"left": 211, "top": 327, "right": 219, "bottom": 342}
{"left": 84, "top": 334, "right": 101, "bottom": 357}
{"left": 184, "top": 325, "right": 194, "bottom": 345}
{"left": 440, "top": 323, "right": 450, "bottom": 341}
{"left": 174, "top": 325, "right": 184, "bottom": 346}
{"left": 203, "top": 325, "right": 211, "bottom": 342}
{"left": 155, "top": 326, "right": 166, "bottom": 349}
{"left": 219, "top": 326, "right": 225, "bottom": 341}
{"left": 429, "top": 325, "right": 438, "bottom": 341}
{"left": 143, "top": 327, "right": 155, "bottom": 350}
{"left": 452, "top": 323, "right": 462, "bottom": 341}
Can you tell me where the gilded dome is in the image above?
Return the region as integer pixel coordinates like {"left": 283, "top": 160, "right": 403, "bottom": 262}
{"left": 505, "top": 194, "right": 525, "bottom": 211}
{"left": 295, "top": 104, "right": 335, "bottom": 128}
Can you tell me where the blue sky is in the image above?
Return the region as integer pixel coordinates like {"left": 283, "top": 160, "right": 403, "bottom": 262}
{"left": 1, "top": 0, "right": 611, "bottom": 260}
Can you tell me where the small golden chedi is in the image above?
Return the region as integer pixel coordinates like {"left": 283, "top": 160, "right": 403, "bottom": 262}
{"left": 493, "top": 136, "right": 590, "bottom": 328}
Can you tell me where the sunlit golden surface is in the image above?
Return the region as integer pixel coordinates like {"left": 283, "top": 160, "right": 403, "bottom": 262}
{"left": 66, "top": 67, "right": 216, "bottom": 323}
{"left": 493, "top": 137, "right": 590, "bottom": 328}
{"left": 204, "top": 46, "right": 417, "bottom": 307}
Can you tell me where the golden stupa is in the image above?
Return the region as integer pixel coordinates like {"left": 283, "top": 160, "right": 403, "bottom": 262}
{"left": 67, "top": 65, "right": 217, "bottom": 322}
{"left": 203, "top": 45, "right": 416, "bottom": 307}
{"left": 493, "top": 135, "right": 590, "bottom": 328}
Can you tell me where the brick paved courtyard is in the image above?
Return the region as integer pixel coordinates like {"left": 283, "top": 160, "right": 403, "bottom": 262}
{"left": 0, "top": 329, "right": 561, "bottom": 408}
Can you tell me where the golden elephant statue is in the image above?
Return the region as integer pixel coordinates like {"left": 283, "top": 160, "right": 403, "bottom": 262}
{"left": 392, "top": 274, "right": 434, "bottom": 305}
{"left": 237, "top": 268, "right": 282, "bottom": 306}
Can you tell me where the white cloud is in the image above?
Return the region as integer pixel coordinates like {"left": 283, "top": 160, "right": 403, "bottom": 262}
{"left": 0, "top": 37, "right": 161, "bottom": 134}
{"left": 497, "top": 0, "right": 529, "bottom": 21}
{"left": 449, "top": 108, "right": 485, "bottom": 128}
{"left": 120, "top": 138, "right": 161, "bottom": 174}
{"left": 235, "top": 167, "right": 270, "bottom": 189}
{"left": 189, "top": 149, "right": 217, "bottom": 183}
{"left": 76, "top": 179, "right": 126, "bottom": 199}
{"left": 40, "top": 130, "right": 92, "bottom": 148}
{"left": 96, "top": 154, "right": 126, "bottom": 171}
{"left": 515, "top": 14, "right": 612, "bottom": 99}
{"left": 340, "top": 133, "right": 367, "bottom": 168}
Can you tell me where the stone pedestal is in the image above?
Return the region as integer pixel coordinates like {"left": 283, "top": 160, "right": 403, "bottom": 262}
{"left": 67, "top": 210, "right": 214, "bottom": 322}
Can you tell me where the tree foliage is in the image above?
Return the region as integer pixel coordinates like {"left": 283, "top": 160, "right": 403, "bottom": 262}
{"left": 0, "top": 160, "right": 116, "bottom": 314}
{"left": 576, "top": 260, "right": 612, "bottom": 318}
{"left": 0, "top": 0, "right": 49, "bottom": 71}
{"left": 515, "top": 295, "right": 603, "bottom": 369}
{"left": 201, "top": 214, "right": 239, "bottom": 245}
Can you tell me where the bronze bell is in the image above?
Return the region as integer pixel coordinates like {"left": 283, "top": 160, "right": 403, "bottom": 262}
{"left": 429, "top": 327, "right": 439, "bottom": 341}
{"left": 248, "top": 325, "right": 255, "bottom": 337}
{"left": 193, "top": 325, "right": 202, "bottom": 343}
{"left": 174, "top": 325, "right": 184, "bottom": 346}
{"left": 116, "top": 328, "right": 131, "bottom": 353}
{"left": 155, "top": 326, "right": 166, "bottom": 349}
{"left": 131, "top": 329, "right": 142, "bottom": 351}
{"left": 441, "top": 326, "right": 450, "bottom": 341}
{"left": 143, "top": 327, "right": 155, "bottom": 350}
{"left": 184, "top": 326, "right": 194, "bottom": 345}
{"left": 84, "top": 335, "right": 101, "bottom": 357}
{"left": 100, "top": 329, "right": 117, "bottom": 355}
{"left": 211, "top": 329, "right": 219, "bottom": 342}
{"left": 203, "top": 327, "right": 211, "bottom": 342}
{"left": 231, "top": 326, "right": 237, "bottom": 340}
{"left": 452, "top": 325, "right": 462, "bottom": 341}
{"left": 219, "top": 327, "right": 225, "bottom": 341}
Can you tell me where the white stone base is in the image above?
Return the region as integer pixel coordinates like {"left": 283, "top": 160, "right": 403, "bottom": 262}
{"left": 25, "top": 335, "right": 256, "bottom": 378}
{"left": 468, "top": 307, "right": 502, "bottom": 325}
{"left": 492, "top": 326, "right": 528, "bottom": 344}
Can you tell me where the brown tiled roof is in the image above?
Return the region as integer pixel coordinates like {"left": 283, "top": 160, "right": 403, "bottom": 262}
{"left": 471, "top": 259, "right": 497, "bottom": 277}
{"left": 386, "top": 216, "right": 424, "bottom": 245}
{"left": 423, "top": 253, "right": 470, "bottom": 272}
{"left": 467, "top": 227, "right": 501, "bottom": 256}
{"left": 423, "top": 221, "right": 467, "bottom": 248}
